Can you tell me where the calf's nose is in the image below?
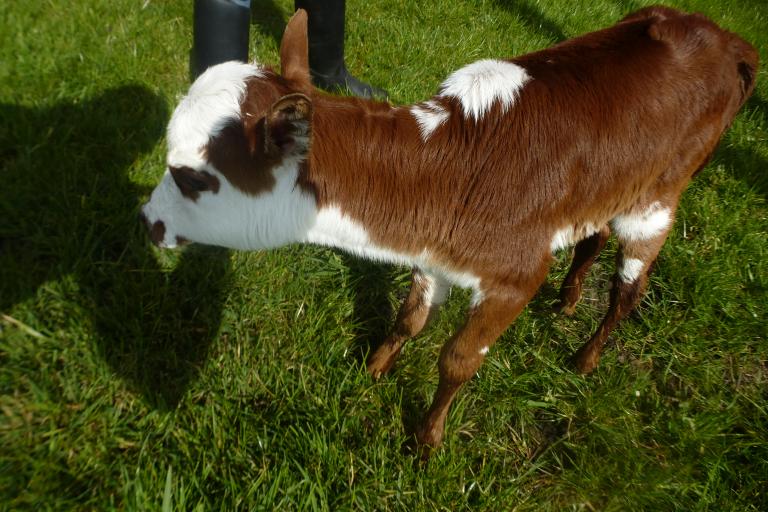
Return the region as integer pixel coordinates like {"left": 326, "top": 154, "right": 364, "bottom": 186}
{"left": 149, "top": 220, "right": 166, "bottom": 246}
{"left": 139, "top": 211, "right": 166, "bottom": 246}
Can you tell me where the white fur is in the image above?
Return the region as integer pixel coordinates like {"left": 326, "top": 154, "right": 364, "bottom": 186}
{"left": 166, "top": 61, "right": 264, "bottom": 169}
{"left": 619, "top": 257, "right": 645, "bottom": 283}
{"left": 142, "top": 156, "right": 317, "bottom": 250}
{"left": 416, "top": 271, "right": 450, "bottom": 306}
{"left": 305, "top": 206, "right": 482, "bottom": 294}
{"left": 470, "top": 289, "right": 486, "bottom": 308}
{"left": 611, "top": 202, "right": 672, "bottom": 242}
{"left": 550, "top": 223, "right": 600, "bottom": 253}
{"left": 438, "top": 59, "right": 530, "bottom": 120}
{"left": 550, "top": 227, "right": 576, "bottom": 253}
{"left": 479, "top": 346, "right": 490, "bottom": 355}
{"left": 143, "top": 60, "right": 323, "bottom": 250}
{"left": 411, "top": 100, "right": 450, "bottom": 141}
{"left": 145, "top": 59, "right": 484, "bottom": 299}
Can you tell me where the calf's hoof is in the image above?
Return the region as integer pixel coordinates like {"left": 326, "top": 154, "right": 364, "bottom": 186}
{"left": 573, "top": 344, "right": 602, "bottom": 374}
{"left": 552, "top": 299, "right": 578, "bottom": 316}
{"left": 366, "top": 342, "right": 402, "bottom": 380}
{"left": 415, "top": 424, "right": 444, "bottom": 458}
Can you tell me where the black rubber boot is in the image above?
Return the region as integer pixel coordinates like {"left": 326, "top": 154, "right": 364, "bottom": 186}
{"left": 294, "top": 0, "right": 387, "bottom": 99}
{"left": 191, "top": 0, "right": 251, "bottom": 80}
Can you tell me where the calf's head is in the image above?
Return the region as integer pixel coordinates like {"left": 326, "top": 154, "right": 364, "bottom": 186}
{"left": 141, "top": 10, "right": 316, "bottom": 250}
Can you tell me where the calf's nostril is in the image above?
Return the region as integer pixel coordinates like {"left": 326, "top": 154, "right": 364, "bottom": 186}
{"left": 150, "top": 220, "right": 166, "bottom": 246}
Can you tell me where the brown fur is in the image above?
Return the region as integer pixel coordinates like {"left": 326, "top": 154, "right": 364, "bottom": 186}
{"left": 198, "top": 7, "right": 758, "bottom": 449}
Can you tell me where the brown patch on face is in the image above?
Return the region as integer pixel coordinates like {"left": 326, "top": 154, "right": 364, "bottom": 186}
{"left": 169, "top": 166, "right": 220, "bottom": 201}
{"left": 204, "top": 75, "right": 313, "bottom": 197}
{"left": 204, "top": 117, "right": 279, "bottom": 196}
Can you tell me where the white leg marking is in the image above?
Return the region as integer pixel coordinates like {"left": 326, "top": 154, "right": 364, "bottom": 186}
{"left": 619, "top": 257, "right": 645, "bottom": 283}
{"left": 550, "top": 226, "right": 575, "bottom": 253}
{"left": 611, "top": 202, "right": 671, "bottom": 242}
{"left": 416, "top": 271, "right": 450, "bottom": 307}
{"left": 470, "top": 287, "right": 485, "bottom": 308}
{"left": 411, "top": 100, "right": 449, "bottom": 141}
{"left": 438, "top": 59, "right": 530, "bottom": 121}
{"left": 550, "top": 223, "right": 600, "bottom": 253}
{"left": 479, "top": 346, "right": 490, "bottom": 356}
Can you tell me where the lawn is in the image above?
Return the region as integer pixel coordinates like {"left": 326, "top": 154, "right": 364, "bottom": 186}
{"left": 1, "top": 0, "right": 766, "bottom": 510}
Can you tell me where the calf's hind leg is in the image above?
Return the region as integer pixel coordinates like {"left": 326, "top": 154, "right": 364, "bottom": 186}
{"left": 574, "top": 202, "right": 674, "bottom": 374}
{"left": 367, "top": 269, "right": 448, "bottom": 379}
{"left": 556, "top": 225, "right": 610, "bottom": 315}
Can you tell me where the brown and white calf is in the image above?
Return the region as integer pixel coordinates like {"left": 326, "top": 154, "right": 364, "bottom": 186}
{"left": 142, "top": 7, "right": 758, "bottom": 448}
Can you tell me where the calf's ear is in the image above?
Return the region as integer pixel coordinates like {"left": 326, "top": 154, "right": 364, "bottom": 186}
{"left": 280, "top": 9, "right": 311, "bottom": 91}
{"left": 264, "top": 93, "right": 312, "bottom": 158}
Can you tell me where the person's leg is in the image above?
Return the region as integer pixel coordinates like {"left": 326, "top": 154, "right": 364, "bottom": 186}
{"left": 295, "top": 0, "right": 387, "bottom": 99}
{"left": 191, "top": 0, "right": 251, "bottom": 80}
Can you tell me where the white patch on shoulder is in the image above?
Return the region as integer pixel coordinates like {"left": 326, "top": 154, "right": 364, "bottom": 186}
{"left": 438, "top": 59, "right": 530, "bottom": 121}
{"left": 411, "top": 100, "right": 449, "bottom": 141}
{"left": 166, "top": 61, "right": 264, "bottom": 168}
{"left": 619, "top": 257, "right": 645, "bottom": 283}
{"left": 305, "top": 207, "right": 481, "bottom": 295}
{"left": 550, "top": 223, "right": 600, "bottom": 253}
{"left": 611, "top": 202, "right": 671, "bottom": 242}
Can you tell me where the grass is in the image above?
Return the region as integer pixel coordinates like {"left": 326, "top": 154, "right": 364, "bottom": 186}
{"left": 1, "top": 0, "right": 767, "bottom": 509}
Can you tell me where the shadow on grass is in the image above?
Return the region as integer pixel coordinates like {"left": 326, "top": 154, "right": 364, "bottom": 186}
{"left": 339, "top": 254, "right": 397, "bottom": 365}
{"left": 0, "top": 85, "right": 230, "bottom": 409}
{"left": 491, "top": 0, "right": 567, "bottom": 43}
{"left": 715, "top": 93, "right": 768, "bottom": 199}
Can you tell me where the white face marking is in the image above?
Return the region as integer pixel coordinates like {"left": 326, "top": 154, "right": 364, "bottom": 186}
{"left": 619, "top": 257, "right": 645, "bottom": 283}
{"left": 550, "top": 223, "right": 600, "bottom": 253}
{"left": 142, "top": 157, "right": 317, "bottom": 250}
{"left": 410, "top": 100, "right": 449, "bottom": 141}
{"left": 166, "top": 61, "right": 264, "bottom": 170}
{"left": 611, "top": 202, "right": 672, "bottom": 242}
{"left": 305, "top": 207, "right": 482, "bottom": 293}
{"left": 438, "top": 59, "right": 530, "bottom": 121}
{"left": 479, "top": 346, "right": 490, "bottom": 356}
{"left": 143, "top": 61, "right": 321, "bottom": 250}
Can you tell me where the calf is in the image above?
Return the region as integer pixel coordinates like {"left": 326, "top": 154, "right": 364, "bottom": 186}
{"left": 142, "top": 6, "right": 758, "bottom": 448}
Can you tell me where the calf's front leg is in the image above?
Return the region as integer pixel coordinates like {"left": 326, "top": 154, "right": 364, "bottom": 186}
{"left": 417, "top": 282, "right": 540, "bottom": 449}
{"left": 367, "top": 268, "right": 448, "bottom": 379}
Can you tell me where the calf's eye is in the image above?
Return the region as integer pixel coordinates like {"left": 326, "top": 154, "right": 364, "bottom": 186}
{"left": 168, "top": 166, "right": 220, "bottom": 200}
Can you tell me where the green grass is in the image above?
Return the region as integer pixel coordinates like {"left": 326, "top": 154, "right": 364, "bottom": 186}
{"left": 1, "top": 0, "right": 767, "bottom": 509}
